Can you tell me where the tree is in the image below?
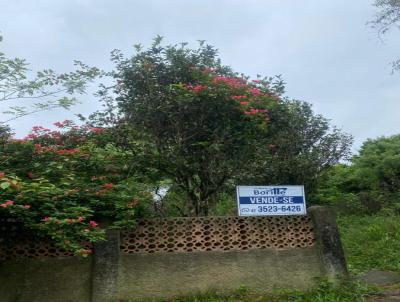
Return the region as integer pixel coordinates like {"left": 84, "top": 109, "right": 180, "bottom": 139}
{"left": 0, "top": 34, "right": 100, "bottom": 124}
{"left": 97, "top": 37, "right": 285, "bottom": 216}
{"left": 352, "top": 134, "right": 400, "bottom": 194}
{"left": 314, "top": 134, "right": 400, "bottom": 214}
{"left": 370, "top": 0, "right": 400, "bottom": 35}
{"left": 369, "top": 1, "right": 400, "bottom": 71}
{"left": 240, "top": 100, "right": 353, "bottom": 197}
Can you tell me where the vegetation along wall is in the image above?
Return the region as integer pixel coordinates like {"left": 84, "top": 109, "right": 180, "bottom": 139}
{"left": 0, "top": 206, "right": 347, "bottom": 302}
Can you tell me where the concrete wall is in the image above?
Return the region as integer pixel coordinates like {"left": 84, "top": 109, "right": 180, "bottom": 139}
{"left": 0, "top": 257, "right": 92, "bottom": 302}
{"left": 0, "top": 207, "right": 347, "bottom": 302}
{"left": 118, "top": 247, "right": 323, "bottom": 300}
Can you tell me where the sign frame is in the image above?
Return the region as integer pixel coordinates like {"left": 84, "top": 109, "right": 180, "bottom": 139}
{"left": 236, "top": 185, "right": 307, "bottom": 217}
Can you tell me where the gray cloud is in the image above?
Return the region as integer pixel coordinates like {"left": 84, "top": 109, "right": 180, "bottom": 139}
{"left": 1, "top": 0, "right": 399, "bottom": 152}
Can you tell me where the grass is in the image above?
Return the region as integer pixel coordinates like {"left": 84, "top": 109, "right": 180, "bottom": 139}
{"left": 338, "top": 215, "right": 400, "bottom": 274}
{"left": 118, "top": 279, "right": 376, "bottom": 302}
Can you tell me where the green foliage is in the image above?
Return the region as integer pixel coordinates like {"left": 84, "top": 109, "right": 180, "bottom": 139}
{"left": 353, "top": 135, "right": 400, "bottom": 194}
{"left": 0, "top": 121, "right": 151, "bottom": 255}
{"left": 0, "top": 34, "right": 100, "bottom": 123}
{"left": 338, "top": 215, "right": 400, "bottom": 274}
{"left": 119, "top": 279, "right": 374, "bottom": 302}
{"left": 315, "top": 135, "right": 400, "bottom": 214}
{"left": 241, "top": 100, "right": 353, "bottom": 197}
{"left": 311, "top": 164, "right": 362, "bottom": 213}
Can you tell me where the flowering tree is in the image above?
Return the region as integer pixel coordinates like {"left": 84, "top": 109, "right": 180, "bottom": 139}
{"left": 0, "top": 121, "right": 151, "bottom": 255}
{"left": 96, "top": 37, "right": 285, "bottom": 216}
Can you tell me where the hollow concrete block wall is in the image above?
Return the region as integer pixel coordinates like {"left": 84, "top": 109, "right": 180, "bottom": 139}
{"left": 0, "top": 206, "right": 347, "bottom": 302}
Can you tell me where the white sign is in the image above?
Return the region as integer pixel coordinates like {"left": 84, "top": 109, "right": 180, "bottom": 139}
{"left": 236, "top": 185, "right": 306, "bottom": 216}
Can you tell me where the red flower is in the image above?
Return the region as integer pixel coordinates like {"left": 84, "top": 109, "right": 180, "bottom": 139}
{"left": 56, "top": 149, "right": 80, "bottom": 155}
{"left": 42, "top": 217, "right": 51, "bottom": 222}
{"left": 77, "top": 217, "right": 85, "bottom": 222}
{"left": 245, "top": 108, "right": 269, "bottom": 115}
{"left": 249, "top": 88, "right": 261, "bottom": 96}
{"left": 95, "top": 189, "right": 109, "bottom": 195}
{"left": 53, "top": 122, "right": 64, "bottom": 128}
{"left": 232, "top": 95, "right": 247, "bottom": 100}
{"left": 23, "top": 205, "right": 31, "bottom": 209}
{"left": 213, "top": 76, "right": 247, "bottom": 88}
{"left": 88, "top": 127, "right": 104, "bottom": 134}
{"left": 104, "top": 183, "right": 114, "bottom": 189}
{"left": 240, "top": 101, "right": 250, "bottom": 106}
{"left": 27, "top": 172, "right": 33, "bottom": 179}
{"left": 89, "top": 221, "right": 98, "bottom": 228}
{"left": 25, "top": 133, "right": 38, "bottom": 140}
{"left": 0, "top": 172, "right": 5, "bottom": 178}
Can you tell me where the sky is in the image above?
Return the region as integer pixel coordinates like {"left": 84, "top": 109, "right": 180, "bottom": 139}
{"left": 1, "top": 0, "right": 399, "bottom": 152}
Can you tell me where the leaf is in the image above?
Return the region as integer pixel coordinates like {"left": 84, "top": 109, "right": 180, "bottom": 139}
{"left": 0, "top": 182, "right": 10, "bottom": 189}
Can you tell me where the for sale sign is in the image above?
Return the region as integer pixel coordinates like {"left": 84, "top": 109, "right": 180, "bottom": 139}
{"left": 236, "top": 185, "right": 306, "bottom": 216}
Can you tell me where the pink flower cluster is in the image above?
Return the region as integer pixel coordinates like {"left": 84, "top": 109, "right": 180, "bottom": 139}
{"left": 212, "top": 76, "right": 248, "bottom": 88}
{"left": 0, "top": 200, "right": 14, "bottom": 207}
{"left": 87, "top": 127, "right": 104, "bottom": 134}
{"left": 41, "top": 217, "right": 98, "bottom": 228}
{"left": 0, "top": 200, "right": 31, "bottom": 209}
{"left": 249, "top": 88, "right": 262, "bottom": 96}
{"left": 53, "top": 120, "right": 74, "bottom": 128}
{"left": 186, "top": 84, "right": 208, "bottom": 93}
{"left": 232, "top": 95, "right": 247, "bottom": 100}
{"left": 244, "top": 108, "right": 269, "bottom": 115}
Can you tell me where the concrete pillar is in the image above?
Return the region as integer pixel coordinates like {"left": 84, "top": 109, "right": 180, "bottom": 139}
{"left": 91, "top": 229, "right": 120, "bottom": 302}
{"left": 308, "top": 206, "right": 348, "bottom": 279}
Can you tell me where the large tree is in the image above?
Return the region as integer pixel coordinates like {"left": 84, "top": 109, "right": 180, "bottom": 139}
{"left": 94, "top": 38, "right": 352, "bottom": 215}
{"left": 97, "top": 37, "right": 284, "bottom": 216}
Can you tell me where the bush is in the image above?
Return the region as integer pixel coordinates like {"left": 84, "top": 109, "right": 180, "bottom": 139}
{"left": 0, "top": 121, "right": 151, "bottom": 255}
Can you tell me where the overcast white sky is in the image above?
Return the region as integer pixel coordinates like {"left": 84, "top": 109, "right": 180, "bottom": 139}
{"left": 1, "top": 0, "right": 399, "bottom": 152}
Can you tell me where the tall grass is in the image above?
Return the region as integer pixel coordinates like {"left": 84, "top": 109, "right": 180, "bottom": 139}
{"left": 338, "top": 215, "right": 400, "bottom": 274}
